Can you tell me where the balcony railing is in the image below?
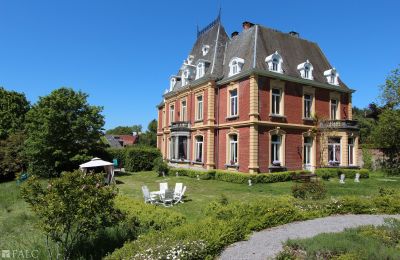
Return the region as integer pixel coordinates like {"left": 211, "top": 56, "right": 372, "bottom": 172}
{"left": 170, "top": 121, "right": 191, "bottom": 131}
{"left": 319, "top": 120, "right": 359, "bottom": 130}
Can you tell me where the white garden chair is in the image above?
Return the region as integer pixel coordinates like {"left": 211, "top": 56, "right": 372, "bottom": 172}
{"left": 142, "top": 186, "right": 156, "bottom": 204}
{"left": 174, "top": 186, "right": 186, "bottom": 204}
{"left": 160, "top": 182, "right": 168, "bottom": 193}
{"left": 174, "top": 183, "right": 183, "bottom": 195}
{"left": 161, "top": 189, "right": 174, "bottom": 207}
{"left": 339, "top": 174, "right": 345, "bottom": 184}
{"left": 354, "top": 173, "right": 360, "bottom": 183}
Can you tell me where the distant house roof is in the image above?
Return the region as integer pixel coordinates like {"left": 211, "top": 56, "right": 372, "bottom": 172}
{"left": 104, "top": 134, "right": 138, "bottom": 148}
{"left": 104, "top": 135, "right": 122, "bottom": 148}
{"left": 117, "top": 135, "right": 137, "bottom": 145}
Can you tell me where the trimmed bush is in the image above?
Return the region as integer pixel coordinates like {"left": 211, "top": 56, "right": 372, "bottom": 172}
{"left": 171, "top": 168, "right": 310, "bottom": 184}
{"left": 153, "top": 157, "right": 169, "bottom": 176}
{"left": 292, "top": 181, "right": 327, "bottom": 200}
{"left": 124, "top": 146, "right": 161, "bottom": 172}
{"left": 315, "top": 168, "right": 369, "bottom": 180}
{"left": 106, "top": 148, "right": 126, "bottom": 167}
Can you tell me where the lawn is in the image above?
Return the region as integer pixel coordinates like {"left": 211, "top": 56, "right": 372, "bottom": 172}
{"left": 1, "top": 170, "right": 399, "bottom": 258}
{"left": 115, "top": 171, "right": 400, "bottom": 221}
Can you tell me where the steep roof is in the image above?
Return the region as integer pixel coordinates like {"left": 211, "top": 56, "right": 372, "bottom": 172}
{"left": 164, "top": 19, "right": 351, "bottom": 99}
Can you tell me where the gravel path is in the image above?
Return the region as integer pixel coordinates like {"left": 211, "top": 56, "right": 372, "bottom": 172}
{"left": 219, "top": 214, "right": 400, "bottom": 260}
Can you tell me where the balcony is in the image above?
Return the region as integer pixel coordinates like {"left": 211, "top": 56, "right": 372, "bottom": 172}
{"left": 319, "top": 120, "right": 359, "bottom": 130}
{"left": 170, "top": 121, "right": 191, "bottom": 132}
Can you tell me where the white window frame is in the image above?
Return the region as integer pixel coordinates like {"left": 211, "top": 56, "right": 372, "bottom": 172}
{"left": 169, "top": 104, "right": 175, "bottom": 125}
{"left": 180, "top": 99, "right": 187, "bottom": 121}
{"left": 229, "top": 134, "right": 238, "bottom": 165}
{"left": 196, "top": 62, "right": 205, "bottom": 79}
{"left": 328, "top": 137, "right": 341, "bottom": 165}
{"left": 271, "top": 134, "right": 281, "bottom": 163}
{"left": 303, "top": 137, "right": 312, "bottom": 167}
{"left": 304, "top": 94, "right": 312, "bottom": 119}
{"left": 271, "top": 88, "right": 281, "bottom": 115}
{"left": 229, "top": 89, "right": 238, "bottom": 117}
{"left": 196, "top": 95, "right": 203, "bottom": 121}
{"left": 228, "top": 57, "right": 244, "bottom": 77}
{"left": 265, "top": 51, "right": 284, "bottom": 73}
{"left": 195, "top": 136, "right": 204, "bottom": 163}
{"left": 297, "top": 60, "right": 314, "bottom": 80}
{"left": 330, "top": 99, "right": 338, "bottom": 120}
{"left": 348, "top": 138, "right": 355, "bottom": 166}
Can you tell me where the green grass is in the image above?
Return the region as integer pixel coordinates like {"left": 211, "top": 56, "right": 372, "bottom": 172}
{"left": 1, "top": 171, "right": 399, "bottom": 258}
{"left": 116, "top": 171, "right": 400, "bottom": 221}
{"left": 278, "top": 218, "right": 400, "bottom": 259}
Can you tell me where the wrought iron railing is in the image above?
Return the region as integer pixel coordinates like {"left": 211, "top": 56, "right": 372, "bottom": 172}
{"left": 319, "top": 120, "right": 359, "bottom": 130}
{"left": 170, "top": 121, "right": 190, "bottom": 131}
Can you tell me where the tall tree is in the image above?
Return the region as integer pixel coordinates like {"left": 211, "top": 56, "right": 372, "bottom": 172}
{"left": 379, "top": 66, "right": 400, "bottom": 109}
{"left": 138, "top": 119, "right": 157, "bottom": 147}
{"left": 0, "top": 87, "right": 30, "bottom": 139}
{"left": 25, "top": 88, "right": 105, "bottom": 177}
{"left": 0, "top": 131, "right": 27, "bottom": 180}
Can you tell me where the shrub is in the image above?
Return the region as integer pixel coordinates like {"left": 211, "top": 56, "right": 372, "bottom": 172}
{"left": 153, "top": 157, "right": 169, "bottom": 177}
{"left": 124, "top": 146, "right": 161, "bottom": 172}
{"left": 315, "top": 168, "right": 369, "bottom": 180}
{"left": 106, "top": 148, "right": 126, "bottom": 167}
{"left": 362, "top": 148, "right": 373, "bottom": 170}
{"left": 292, "top": 181, "right": 327, "bottom": 200}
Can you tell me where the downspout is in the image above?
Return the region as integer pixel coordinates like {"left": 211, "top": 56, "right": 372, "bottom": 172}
{"left": 216, "top": 85, "right": 219, "bottom": 170}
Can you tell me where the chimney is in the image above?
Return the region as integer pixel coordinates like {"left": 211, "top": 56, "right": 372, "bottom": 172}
{"left": 231, "top": 31, "right": 239, "bottom": 38}
{"left": 288, "top": 31, "right": 300, "bottom": 38}
{"left": 242, "top": 21, "right": 254, "bottom": 30}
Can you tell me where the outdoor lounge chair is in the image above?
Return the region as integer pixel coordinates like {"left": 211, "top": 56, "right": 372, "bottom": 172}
{"left": 174, "top": 183, "right": 183, "bottom": 195}
{"left": 174, "top": 186, "right": 186, "bottom": 204}
{"left": 142, "top": 185, "right": 157, "bottom": 204}
{"left": 160, "top": 182, "right": 168, "bottom": 193}
{"left": 161, "top": 189, "right": 174, "bottom": 207}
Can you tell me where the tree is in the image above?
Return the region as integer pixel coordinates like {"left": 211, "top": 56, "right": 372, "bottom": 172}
{"left": 379, "top": 66, "right": 400, "bottom": 109}
{"left": 352, "top": 106, "right": 376, "bottom": 144}
{"left": 105, "top": 125, "right": 142, "bottom": 135}
{"left": 21, "top": 170, "right": 123, "bottom": 259}
{"left": 24, "top": 88, "right": 105, "bottom": 177}
{"left": 138, "top": 119, "right": 157, "bottom": 147}
{"left": 0, "top": 131, "right": 27, "bottom": 180}
{"left": 0, "top": 87, "right": 30, "bottom": 139}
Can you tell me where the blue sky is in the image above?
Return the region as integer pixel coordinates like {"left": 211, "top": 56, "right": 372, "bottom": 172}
{"left": 1, "top": 1, "right": 399, "bottom": 130}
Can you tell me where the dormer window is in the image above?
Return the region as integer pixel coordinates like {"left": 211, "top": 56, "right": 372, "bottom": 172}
{"left": 196, "top": 62, "right": 205, "bottom": 79}
{"left": 186, "top": 55, "right": 194, "bottom": 65}
{"left": 169, "top": 77, "right": 177, "bottom": 91}
{"left": 297, "top": 60, "right": 314, "bottom": 80}
{"left": 324, "top": 68, "right": 339, "bottom": 85}
{"left": 182, "top": 69, "right": 190, "bottom": 86}
{"left": 265, "top": 51, "right": 283, "bottom": 73}
{"left": 202, "top": 45, "right": 210, "bottom": 56}
{"left": 228, "top": 57, "right": 244, "bottom": 77}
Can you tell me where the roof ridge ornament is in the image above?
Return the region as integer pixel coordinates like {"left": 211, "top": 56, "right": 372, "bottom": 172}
{"left": 196, "top": 10, "right": 221, "bottom": 38}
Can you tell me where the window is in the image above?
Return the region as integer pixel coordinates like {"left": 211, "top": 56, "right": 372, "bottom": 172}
{"left": 181, "top": 100, "right": 187, "bottom": 121}
{"left": 170, "top": 136, "right": 188, "bottom": 160}
{"left": 228, "top": 57, "right": 244, "bottom": 76}
{"left": 324, "top": 68, "right": 339, "bottom": 85}
{"left": 195, "top": 136, "right": 203, "bottom": 162}
{"left": 202, "top": 45, "right": 210, "bottom": 56}
{"left": 328, "top": 137, "right": 341, "bottom": 165}
{"left": 330, "top": 99, "right": 338, "bottom": 119}
{"left": 348, "top": 138, "right": 355, "bottom": 165}
{"left": 271, "top": 135, "right": 281, "bottom": 164}
{"left": 196, "top": 62, "right": 205, "bottom": 79}
{"left": 182, "top": 69, "right": 190, "bottom": 86}
{"left": 196, "top": 95, "right": 203, "bottom": 121}
{"left": 169, "top": 105, "right": 175, "bottom": 124}
{"left": 229, "top": 134, "right": 238, "bottom": 165}
{"left": 265, "top": 51, "right": 283, "bottom": 73}
{"left": 304, "top": 94, "right": 312, "bottom": 118}
{"left": 297, "top": 60, "right": 314, "bottom": 80}
{"left": 271, "top": 88, "right": 281, "bottom": 115}
{"left": 229, "top": 89, "right": 238, "bottom": 117}
{"left": 303, "top": 137, "right": 312, "bottom": 167}
{"left": 170, "top": 78, "right": 177, "bottom": 91}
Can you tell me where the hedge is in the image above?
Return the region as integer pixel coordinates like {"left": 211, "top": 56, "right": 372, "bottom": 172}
{"left": 106, "top": 146, "right": 162, "bottom": 172}
{"left": 107, "top": 191, "right": 400, "bottom": 259}
{"left": 171, "top": 168, "right": 310, "bottom": 184}
{"left": 315, "top": 168, "right": 370, "bottom": 180}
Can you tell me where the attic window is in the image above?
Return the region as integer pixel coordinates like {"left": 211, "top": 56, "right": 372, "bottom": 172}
{"left": 202, "top": 45, "right": 210, "bottom": 56}
{"left": 186, "top": 55, "right": 194, "bottom": 65}
{"left": 324, "top": 68, "right": 339, "bottom": 85}
{"left": 182, "top": 69, "right": 190, "bottom": 86}
{"left": 265, "top": 51, "right": 283, "bottom": 73}
{"left": 196, "top": 62, "right": 205, "bottom": 79}
{"left": 169, "top": 78, "right": 177, "bottom": 91}
{"left": 297, "top": 60, "right": 314, "bottom": 80}
{"left": 229, "top": 57, "right": 245, "bottom": 76}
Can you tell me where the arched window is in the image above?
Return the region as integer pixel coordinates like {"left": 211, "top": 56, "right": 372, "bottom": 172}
{"left": 229, "top": 57, "right": 245, "bottom": 76}
{"left": 229, "top": 134, "right": 238, "bottom": 165}
{"left": 324, "top": 68, "right": 339, "bottom": 85}
{"left": 202, "top": 45, "right": 210, "bottom": 56}
{"left": 297, "top": 60, "right": 314, "bottom": 80}
{"left": 269, "top": 128, "right": 286, "bottom": 166}
{"left": 265, "top": 51, "right": 283, "bottom": 73}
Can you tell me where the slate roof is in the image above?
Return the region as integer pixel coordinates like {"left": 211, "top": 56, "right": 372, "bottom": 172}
{"left": 163, "top": 19, "right": 350, "bottom": 99}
